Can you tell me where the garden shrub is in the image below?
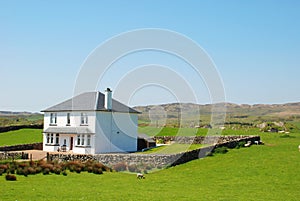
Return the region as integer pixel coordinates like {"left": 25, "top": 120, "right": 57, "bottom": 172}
{"left": 35, "top": 166, "right": 42, "bottom": 174}
{"left": 18, "top": 163, "right": 29, "bottom": 168}
{"left": 43, "top": 168, "right": 50, "bottom": 175}
{"left": 75, "top": 167, "right": 82, "bottom": 174}
{"left": 9, "top": 168, "right": 15, "bottom": 174}
{"left": 0, "top": 168, "right": 4, "bottom": 176}
{"left": 6, "top": 174, "right": 17, "bottom": 181}
{"left": 213, "top": 146, "right": 228, "bottom": 154}
{"left": 0, "top": 164, "right": 8, "bottom": 172}
{"left": 93, "top": 168, "right": 103, "bottom": 175}
{"left": 62, "top": 171, "right": 67, "bottom": 176}
{"left": 54, "top": 167, "right": 61, "bottom": 175}
{"left": 16, "top": 168, "right": 24, "bottom": 175}
{"left": 87, "top": 166, "right": 93, "bottom": 173}
{"left": 236, "top": 141, "right": 246, "bottom": 149}
{"left": 27, "top": 167, "right": 36, "bottom": 175}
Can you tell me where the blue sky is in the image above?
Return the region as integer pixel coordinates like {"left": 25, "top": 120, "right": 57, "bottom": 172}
{"left": 0, "top": 1, "right": 300, "bottom": 112}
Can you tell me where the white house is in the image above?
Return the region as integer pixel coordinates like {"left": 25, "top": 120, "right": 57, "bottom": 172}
{"left": 41, "top": 89, "right": 140, "bottom": 154}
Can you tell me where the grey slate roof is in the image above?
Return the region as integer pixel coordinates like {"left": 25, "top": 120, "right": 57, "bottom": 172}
{"left": 44, "top": 127, "right": 94, "bottom": 134}
{"left": 41, "top": 91, "right": 140, "bottom": 113}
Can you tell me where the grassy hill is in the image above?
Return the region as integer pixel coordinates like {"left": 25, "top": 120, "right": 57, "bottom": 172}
{"left": 0, "top": 111, "right": 43, "bottom": 127}
{"left": 134, "top": 102, "right": 300, "bottom": 129}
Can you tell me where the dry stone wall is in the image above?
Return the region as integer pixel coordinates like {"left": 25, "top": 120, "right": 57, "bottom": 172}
{"left": 49, "top": 136, "right": 260, "bottom": 168}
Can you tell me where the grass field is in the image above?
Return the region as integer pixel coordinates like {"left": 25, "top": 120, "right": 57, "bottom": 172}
{"left": 0, "top": 131, "right": 300, "bottom": 200}
{"left": 139, "top": 143, "right": 206, "bottom": 154}
{"left": 0, "top": 129, "right": 42, "bottom": 146}
{"left": 138, "top": 126, "right": 265, "bottom": 136}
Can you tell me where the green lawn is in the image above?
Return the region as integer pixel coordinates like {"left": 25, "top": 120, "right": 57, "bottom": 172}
{"left": 0, "top": 129, "right": 42, "bottom": 146}
{"left": 138, "top": 126, "right": 263, "bottom": 136}
{"left": 1, "top": 132, "right": 300, "bottom": 200}
{"left": 138, "top": 143, "right": 206, "bottom": 154}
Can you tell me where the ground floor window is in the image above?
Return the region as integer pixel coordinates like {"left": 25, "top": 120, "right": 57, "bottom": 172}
{"left": 76, "top": 134, "right": 91, "bottom": 147}
{"left": 46, "top": 133, "right": 59, "bottom": 145}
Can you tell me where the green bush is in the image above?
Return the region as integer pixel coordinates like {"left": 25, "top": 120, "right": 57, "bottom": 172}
{"left": 9, "top": 168, "right": 15, "bottom": 174}
{"left": 16, "top": 168, "right": 24, "bottom": 175}
{"left": 93, "top": 168, "right": 103, "bottom": 175}
{"left": 43, "top": 168, "right": 50, "bottom": 175}
{"left": 213, "top": 146, "right": 228, "bottom": 154}
{"left": 236, "top": 141, "right": 246, "bottom": 149}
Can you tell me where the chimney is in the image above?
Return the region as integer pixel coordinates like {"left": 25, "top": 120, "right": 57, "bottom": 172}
{"left": 104, "top": 88, "right": 112, "bottom": 110}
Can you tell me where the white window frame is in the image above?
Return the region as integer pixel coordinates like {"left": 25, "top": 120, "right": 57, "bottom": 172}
{"left": 46, "top": 133, "right": 59, "bottom": 145}
{"left": 75, "top": 134, "right": 91, "bottom": 147}
{"left": 67, "top": 113, "right": 71, "bottom": 125}
{"left": 50, "top": 113, "right": 57, "bottom": 125}
{"left": 80, "top": 113, "right": 88, "bottom": 125}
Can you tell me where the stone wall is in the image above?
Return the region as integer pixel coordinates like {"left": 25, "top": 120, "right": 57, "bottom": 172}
{"left": 0, "top": 143, "right": 43, "bottom": 152}
{"left": 0, "top": 152, "right": 28, "bottom": 160}
{"left": 48, "top": 135, "right": 260, "bottom": 168}
{"left": 153, "top": 135, "right": 260, "bottom": 145}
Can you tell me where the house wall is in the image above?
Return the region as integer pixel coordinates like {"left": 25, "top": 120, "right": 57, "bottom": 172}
{"left": 43, "top": 111, "right": 96, "bottom": 153}
{"left": 95, "top": 112, "right": 138, "bottom": 153}
{"left": 43, "top": 111, "right": 138, "bottom": 154}
{"left": 43, "top": 111, "right": 96, "bottom": 132}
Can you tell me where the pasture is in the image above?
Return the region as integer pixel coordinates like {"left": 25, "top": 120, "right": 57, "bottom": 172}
{"left": 0, "top": 129, "right": 42, "bottom": 146}
{"left": 0, "top": 131, "right": 300, "bottom": 200}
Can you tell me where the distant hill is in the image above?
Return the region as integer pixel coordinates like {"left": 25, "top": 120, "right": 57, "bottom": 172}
{"left": 134, "top": 102, "right": 300, "bottom": 128}
{"left": 0, "top": 111, "right": 43, "bottom": 127}
{"left": 0, "top": 111, "right": 41, "bottom": 116}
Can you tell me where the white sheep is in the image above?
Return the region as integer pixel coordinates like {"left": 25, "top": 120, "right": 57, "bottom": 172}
{"left": 137, "top": 173, "right": 145, "bottom": 179}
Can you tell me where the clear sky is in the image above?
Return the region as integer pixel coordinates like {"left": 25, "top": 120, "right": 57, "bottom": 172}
{"left": 0, "top": 0, "right": 300, "bottom": 112}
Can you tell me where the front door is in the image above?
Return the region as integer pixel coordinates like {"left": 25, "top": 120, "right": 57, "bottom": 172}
{"left": 70, "top": 137, "right": 73, "bottom": 150}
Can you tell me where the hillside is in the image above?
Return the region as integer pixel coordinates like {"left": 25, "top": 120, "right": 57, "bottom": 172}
{"left": 0, "top": 111, "right": 43, "bottom": 127}
{"left": 134, "top": 102, "right": 300, "bottom": 129}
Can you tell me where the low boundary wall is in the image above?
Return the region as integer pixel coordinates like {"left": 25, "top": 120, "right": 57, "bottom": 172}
{"left": 0, "top": 143, "right": 43, "bottom": 152}
{"left": 48, "top": 135, "right": 260, "bottom": 168}
{"left": 0, "top": 125, "right": 43, "bottom": 133}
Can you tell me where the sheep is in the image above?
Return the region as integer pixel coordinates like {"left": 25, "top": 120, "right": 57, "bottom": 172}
{"left": 137, "top": 173, "right": 145, "bottom": 179}
{"left": 244, "top": 141, "right": 252, "bottom": 147}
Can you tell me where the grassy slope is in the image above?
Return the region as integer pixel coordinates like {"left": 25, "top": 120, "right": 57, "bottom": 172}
{"left": 139, "top": 126, "right": 263, "bottom": 136}
{"left": 138, "top": 144, "right": 205, "bottom": 154}
{"left": 1, "top": 132, "right": 300, "bottom": 200}
{"left": 0, "top": 129, "right": 42, "bottom": 146}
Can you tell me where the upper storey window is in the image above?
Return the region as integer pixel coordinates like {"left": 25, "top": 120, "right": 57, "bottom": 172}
{"left": 81, "top": 113, "right": 88, "bottom": 125}
{"left": 50, "top": 113, "right": 57, "bottom": 125}
{"left": 67, "top": 113, "right": 71, "bottom": 125}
